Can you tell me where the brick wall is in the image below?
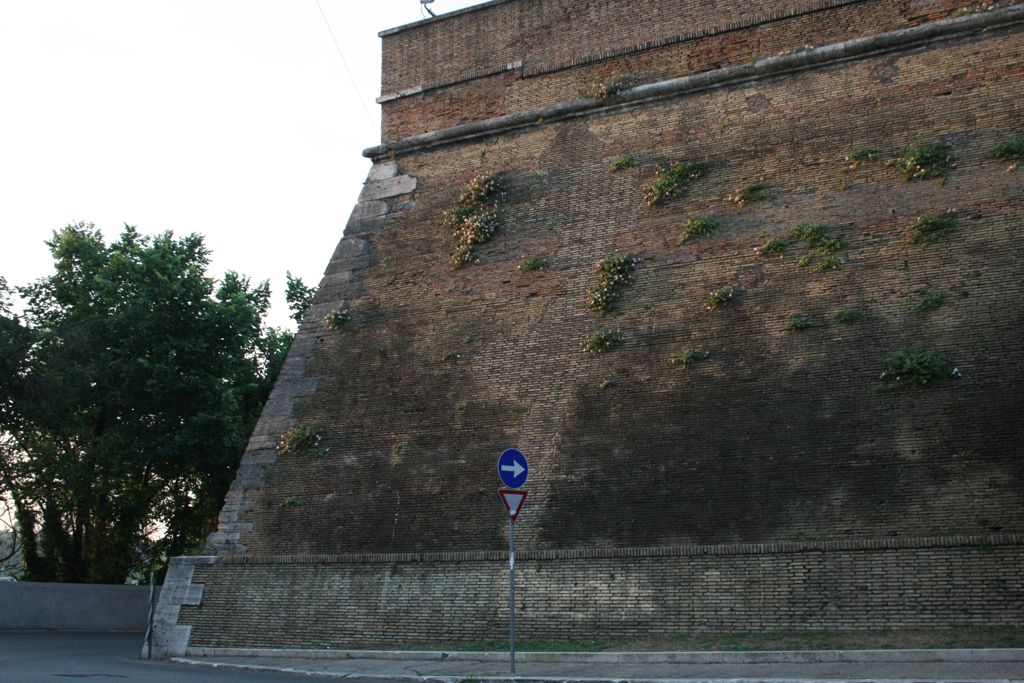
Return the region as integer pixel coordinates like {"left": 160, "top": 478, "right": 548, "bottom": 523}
{"left": 379, "top": 0, "right": 1007, "bottom": 140}
{"left": 230, "top": 19, "right": 1024, "bottom": 557}
{"left": 180, "top": 536, "right": 1024, "bottom": 648}
{"left": 162, "top": 3, "right": 1024, "bottom": 653}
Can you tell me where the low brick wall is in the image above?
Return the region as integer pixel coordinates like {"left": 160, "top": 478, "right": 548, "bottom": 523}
{"left": 0, "top": 581, "right": 156, "bottom": 632}
{"left": 174, "top": 535, "right": 1024, "bottom": 652}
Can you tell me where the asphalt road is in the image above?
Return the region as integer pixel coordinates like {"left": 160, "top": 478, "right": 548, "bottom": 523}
{"left": 0, "top": 632, "right": 319, "bottom": 683}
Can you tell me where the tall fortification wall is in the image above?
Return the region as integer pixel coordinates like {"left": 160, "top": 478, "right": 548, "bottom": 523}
{"left": 151, "top": 0, "right": 1024, "bottom": 656}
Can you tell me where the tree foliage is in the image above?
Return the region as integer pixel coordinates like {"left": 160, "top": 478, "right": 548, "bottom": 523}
{"left": 285, "top": 271, "right": 316, "bottom": 326}
{"left": 0, "top": 224, "right": 292, "bottom": 583}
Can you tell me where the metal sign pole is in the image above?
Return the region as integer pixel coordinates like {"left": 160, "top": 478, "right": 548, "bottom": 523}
{"left": 509, "top": 516, "right": 516, "bottom": 674}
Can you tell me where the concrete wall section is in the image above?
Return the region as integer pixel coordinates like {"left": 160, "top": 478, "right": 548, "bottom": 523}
{"left": 179, "top": 536, "right": 1024, "bottom": 650}
{"left": 0, "top": 581, "right": 156, "bottom": 632}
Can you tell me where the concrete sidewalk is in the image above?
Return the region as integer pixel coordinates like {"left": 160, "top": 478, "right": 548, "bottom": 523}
{"left": 172, "top": 648, "right": 1024, "bottom": 682}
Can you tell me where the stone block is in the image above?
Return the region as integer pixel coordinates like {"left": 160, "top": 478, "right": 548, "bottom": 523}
{"left": 359, "top": 174, "right": 417, "bottom": 202}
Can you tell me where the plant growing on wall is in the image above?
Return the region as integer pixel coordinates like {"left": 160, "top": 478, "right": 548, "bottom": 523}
{"left": 679, "top": 217, "right": 721, "bottom": 243}
{"left": 842, "top": 147, "right": 879, "bottom": 172}
{"left": 644, "top": 161, "right": 708, "bottom": 208}
{"left": 584, "top": 76, "right": 638, "bottom": 102}
{"left": 880, "top": 348, "right": 958, "bottom": 388}
{"left": 784, "top": 313, "right": 813, "bottom": 330}
{"left": 887, "top": 143, "right": 955, "bottom": 181}
{"left": 444, "top": 173, "right": 505, "bottom": 268}
{"left": 586, "top": 253, "right": 638, "bottom": 314}
{"left": 324, "top": 309, "right": 350, "bottom": 330}
{"left": 278, "top": 425, "right": 322, "bottom": 456}
{"left": 917, "top": 290, "right": 946, "bottom": 312}
{"left": 518, "top": 256, "right": 546, "bottom": 272}
{"left": 994, "top": 135, "right": 1023, "bottom": 171}
{"left": 705, "top": 286, "right": 736, "bottom": 311}
{"left": 670, "top": 349, "right": 709, "bottom": 368}
{"left": 582, "top": 330, "right": 622, "bottom": 354}
{"left": 790, "top": 223, "right": 847, "bottom": 271}
{"left": 757, "top": 238, "right": 788, "bottom": 258}
{"left": 609, "top": 154, "right": 636, "bottom": 172}
{"left": 907, "top": 212, "right": 957, "bottom": 245}
{"left": 727, "top": 180, "right": 772, "bottom": 206}
{"left": 834, "top": 309, "right": 864, "bottom": 325}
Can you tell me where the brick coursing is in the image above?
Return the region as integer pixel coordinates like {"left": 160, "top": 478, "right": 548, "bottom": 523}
{"left": 379, "top": 0, "right": 1012, "bottom": 140}
{"left": 180, "top": 538, "right": 1024, "bottom": 648}
{"left": 155, "top": 0, "right": 1024, "bottom": 654}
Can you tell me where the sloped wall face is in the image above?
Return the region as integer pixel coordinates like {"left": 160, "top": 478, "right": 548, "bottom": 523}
{"left": 235, "top": 24, "right": 1024, "bottom": 558}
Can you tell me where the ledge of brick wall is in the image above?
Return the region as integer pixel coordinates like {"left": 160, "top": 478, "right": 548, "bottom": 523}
{"left": 365, "top": 4, "right": 1024, "bottom": 160}
{"left": 219, "top": 533, "right": 1024, "bottom": 566}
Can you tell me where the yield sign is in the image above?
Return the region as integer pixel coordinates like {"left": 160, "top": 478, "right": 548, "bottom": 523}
{"left": 498, "top": 489, "right": 528, "bottom": 521}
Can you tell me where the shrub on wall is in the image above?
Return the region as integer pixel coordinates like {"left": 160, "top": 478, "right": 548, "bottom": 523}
{"left": 324, "top": 309, "right": 351, "bottom": 330}
{"left": 790, "top": 223, "right": 847, "bottom": 271}
{"left": 586, "top": 253, "right": 638, "bottom": 314}
{"left": 670, "top": 349, "right": 709, "bottom": 368}
{"left": 908, "top": 212, "right": 957, "bottom": 245}
{"left": 679, "top": 217, "right": 721, "bottom": 243}
{"left": 880, "top": 349, "right": 958, "bottom": 388}
{"left": 888, "top": 143, "right": 955, "bottom": 180}
{"left": 644, "top": 161, "right": 708, "bottom": 208}
{"left": 583, "top": 330, "right": 622, "bottom": 354}
{"left": 727, "top": 181, "right": 772, "bottom": 206}
{"left": 444, "top": 173, "right": 505, "bottom": 268}
{"left": 278, "top": 425, "right": 322, "bottom": 456}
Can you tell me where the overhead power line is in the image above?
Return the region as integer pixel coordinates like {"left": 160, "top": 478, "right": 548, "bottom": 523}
{"left": 313, "top": 0, "right": 377, "bottom": 137}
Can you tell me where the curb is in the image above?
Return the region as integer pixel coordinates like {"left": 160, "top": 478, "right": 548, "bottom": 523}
{"left": 181, "top": 647, "right": 1024, "bottom": 664}
{"left": 171, "top": 658, "right": 1024, "bottom": 683}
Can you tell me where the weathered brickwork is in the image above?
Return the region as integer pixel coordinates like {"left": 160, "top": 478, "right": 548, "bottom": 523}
{"left": 180, "top": 537, "right": 1024, "bottom": 649}
{"left": 152, "top": 2, "right": 1024, "bottom": 655}
{"left": 379, "top": 0, "right": 1011, "bottom": 140}
{"left": 236, "top": 19, "right": 1024, "bottom": 556}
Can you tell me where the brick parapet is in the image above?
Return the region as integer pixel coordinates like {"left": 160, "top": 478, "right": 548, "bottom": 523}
{"left": 368, "top": 4, "right": 1024, "bottom": 159}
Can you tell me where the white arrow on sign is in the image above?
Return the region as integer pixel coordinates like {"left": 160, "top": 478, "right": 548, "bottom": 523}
{"left": 501, "top": 461, "right": 525, "bottom": 479}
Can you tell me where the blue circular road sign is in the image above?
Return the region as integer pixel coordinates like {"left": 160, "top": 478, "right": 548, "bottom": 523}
{"left": 497, "top": 448, "right": 528, "bottom": 489}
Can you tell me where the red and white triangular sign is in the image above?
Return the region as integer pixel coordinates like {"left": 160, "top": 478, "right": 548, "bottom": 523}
{"left": 498, "top": 489, "right": 528, "bottom": 521}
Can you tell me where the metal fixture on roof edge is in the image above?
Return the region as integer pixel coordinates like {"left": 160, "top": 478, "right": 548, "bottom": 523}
{"left": 420, "top": 0, "right": 437, "bottom": 17}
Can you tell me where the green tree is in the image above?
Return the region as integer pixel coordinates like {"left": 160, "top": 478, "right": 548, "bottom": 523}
{"left": 1, "top": 224, "right": 290, "bottom": 582}
{"left": 285, "top": 271, "right": 316, "bottom": 325}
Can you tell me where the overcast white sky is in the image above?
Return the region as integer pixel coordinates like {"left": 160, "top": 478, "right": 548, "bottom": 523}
{"left": 0, "top": 0, "right": 483, "bottom": 328}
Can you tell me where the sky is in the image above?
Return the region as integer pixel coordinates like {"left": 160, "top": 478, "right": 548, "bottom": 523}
{"left": 0, "top": 0, "right": 484, "bottom": 329}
